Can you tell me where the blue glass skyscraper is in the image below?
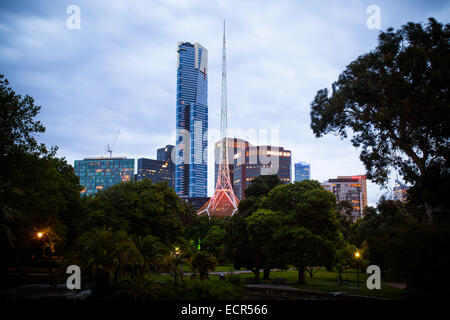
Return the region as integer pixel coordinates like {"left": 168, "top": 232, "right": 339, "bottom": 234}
{"left": 175, "top": 42, "right": 208, "bottom": 198}
{"left": 294, "top": 161, "right": 311, "bottom": 182}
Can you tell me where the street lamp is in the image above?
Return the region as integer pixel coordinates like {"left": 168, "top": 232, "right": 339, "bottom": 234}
{"left": 354, "top": 251, "right": 361, "bottom": 289}
{"left": 37, "top": 232, "right": 43, "bottom": 239}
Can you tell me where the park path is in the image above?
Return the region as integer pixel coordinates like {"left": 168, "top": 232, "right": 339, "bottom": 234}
{"left": 385, "top": 282, "right": 406, "bottom": 289}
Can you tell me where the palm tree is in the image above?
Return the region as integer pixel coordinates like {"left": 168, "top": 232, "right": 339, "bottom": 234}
{"left": 65, "top": 227, "right": 144, "bottom": 296}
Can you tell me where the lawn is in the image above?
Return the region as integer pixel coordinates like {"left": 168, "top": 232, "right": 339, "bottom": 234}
{"left": 150, "top": 265, "right": 405, "bottom": 300}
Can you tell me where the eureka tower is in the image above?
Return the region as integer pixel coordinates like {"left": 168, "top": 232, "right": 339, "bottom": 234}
{"left": 175, "top": 42, "right": 208, "bottom": 198}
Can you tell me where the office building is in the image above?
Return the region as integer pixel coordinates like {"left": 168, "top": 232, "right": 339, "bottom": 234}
{"left": 294, "top": 162, "right": 311, "bottom": 182}
{"left": 175, "top": 41, "right": 208, "bottom": 199}
{"left": 74, "top": 157, "right": 134, "bottom": 196}
{"left": 322, "top": 175, "right": 368, "bottom": 221}
{"left": 393, "top": 180, "right": 409, "bottom": 202}
{"left": 136, "top": 158, "right": 174, "bottom": 187}
{"left": 214, "top": 138, "right": 292, "bottom": 200}
{"left": 157, "top": 145, "right": 175, "bottom": 164}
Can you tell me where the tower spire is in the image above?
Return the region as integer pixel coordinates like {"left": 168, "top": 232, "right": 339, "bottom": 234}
{"left": 198, "top": 20, "right": 239, "bottom": 218}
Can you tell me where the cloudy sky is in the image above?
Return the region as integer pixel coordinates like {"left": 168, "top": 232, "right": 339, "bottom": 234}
{"left": 1, "top": 0, "right": 449, "bottom": 205}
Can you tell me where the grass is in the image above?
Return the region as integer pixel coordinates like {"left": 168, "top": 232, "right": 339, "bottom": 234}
{"left": 151, "top": 265, "right": 405, "bottom": 300}
{"left": 238, "top": 268, "right": 405, "bottom": 299}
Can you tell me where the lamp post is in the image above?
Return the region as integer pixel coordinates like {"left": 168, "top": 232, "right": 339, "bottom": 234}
{"left": 355, "top": 251, "right": 361, "bottom": 290}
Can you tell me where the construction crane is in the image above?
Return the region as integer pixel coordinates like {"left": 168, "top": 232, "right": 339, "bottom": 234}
{"left": 106, "top": 129, "right": 120, "bottom": 158}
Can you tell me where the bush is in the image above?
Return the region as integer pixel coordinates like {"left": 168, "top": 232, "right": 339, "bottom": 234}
{"left": 225, "top": 272, "right": 242, "bottom": 286}
{"left": 159, "top": 279, "right": 242, "bottom": 300}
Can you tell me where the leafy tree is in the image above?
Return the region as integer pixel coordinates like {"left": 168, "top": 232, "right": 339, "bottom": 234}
{"left": 244, "top": 174, "right": 282, "bottom": 198}
{"left": 83, "top": 180, "right": 185, "bottom": 246}
{"left": 335, "top": 242, "right": 357, "bottom": 285}
{"left": 265, "top": 182, "right": 340, "bottom": 284}
{"left": 0, "top": 75, "right": 84, "bottom": 283}
{"left": 202, "top": 225, "right": 226, "bottom": 259}
{"left": 310, "top": 18, "right": 450, "bottom": 222}
{"left": 245, "top": 209, "right": 283, "bottom": 282}
{"left": 225, "top": 197, "right": 262, "bottom": 280}
{"left": 132, "top": 234, "right": 168, "bottom": 273}
{"left": 64, "top": 227, "right": 144, "bottom": 296}
{"left": 189, "top": 250, "right": 217, "bottom": 280}
{"left": 386, "top": 222, "right": 450, "bottom": 298}
{"left": 0, "top": 74, "right": 48, "bottom": 157}
{"left": 114, "top": 273, "right": 161, "bottom": 300}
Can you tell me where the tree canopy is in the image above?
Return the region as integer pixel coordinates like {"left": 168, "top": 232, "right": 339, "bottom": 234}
{"left": 310, "top": 18, "right": 450, "bottom": 222}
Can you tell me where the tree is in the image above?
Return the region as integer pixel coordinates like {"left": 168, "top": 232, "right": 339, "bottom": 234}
{"left": 225, "top": 197, "right": 262, "bottom": 279}
{"left": 310, "top": 18, "right": 450, "bottom": 222}
{"left": 245, "top": 209, "right": 283, "bottom": 281}
{"left": 0, "top": 74, "right": 48, "bottom": 158}
{"left": 83, "top": 179, "right": 185, "bottom": 246}
{"left": 189, "top": 250, "right": 217, "bottom": 280}
{"left": 264, "top": 182, "right": 340, "bottom": 284}
{"left": 202, "top": 225, "right": 226, "bottom": 259}
{"left": 65, "top": 227, "right": 144, "bottom": 296}
{"left": 244, "top": 174, "right": 282, "bottom": 198}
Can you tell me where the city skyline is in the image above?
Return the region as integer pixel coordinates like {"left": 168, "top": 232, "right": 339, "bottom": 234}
{"left": 1, "top": 1, "right": 448, "bottom": 205}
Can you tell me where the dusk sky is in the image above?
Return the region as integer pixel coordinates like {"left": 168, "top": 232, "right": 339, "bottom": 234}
{"left": 1, "top": 0, "right": 449, "bottom": 205}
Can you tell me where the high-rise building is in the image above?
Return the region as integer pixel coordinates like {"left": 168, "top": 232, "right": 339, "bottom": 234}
{"left": 393, "top": 180, "right": 409, "bottom": 202}
{"left": 175, "top": 41, "right": 208, "bottom": 199}
{"left": 136, "top": 158, "right": 174, "bottom": 187}
{"left": 294, "top": 162, "right": 311, "bottom": 182}
{"left": 74, "top": 157, "right": 134, "bottom": 196}
{"left": 157, "top": 145, "right": 175, "bottom": 164}
{"left": 322, "top": 175, "right": 368, "bottom": 221}
{"left": 213, "top": 138, "right": 292, "bottom": 200}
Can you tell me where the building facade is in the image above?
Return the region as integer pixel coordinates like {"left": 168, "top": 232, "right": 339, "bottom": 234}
{"left": 175, "top": 41, "right": 208, "bottom": 199}
{"left": 393, "top": 180, "right": 409, "bottom": 202}
{"left": 322, "top": 175, "right": 368, "bottom": 221}
{"left": 136, "top": 158, "right": 174, "bottom": 187}
{"left": 294, "top": 162, "right": 311, "bottom": 182}
{"left": 74, "top": 157, "right": 134, "bottom": 196}
{"left": 157, "top": 145, "right": 175, "bottom": 164}
{"left": 214, "top": 138, "right": 292, "bottom": 200}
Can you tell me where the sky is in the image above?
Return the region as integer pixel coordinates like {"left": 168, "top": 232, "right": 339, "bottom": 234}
{"left": 1, "top": 0, "right": 449, "bottom": 205}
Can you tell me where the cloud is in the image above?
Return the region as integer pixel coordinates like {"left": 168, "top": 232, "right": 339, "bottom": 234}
{"left": 1, "top": 0, "right": 449, "bottom": 205}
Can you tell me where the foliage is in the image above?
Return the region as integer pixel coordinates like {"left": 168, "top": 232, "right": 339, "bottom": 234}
{"left": 83, "top": 179, "right": 185, "bottom": 246}
{"left": 114, "top": 273, "right": 161, "bottom": 300}
{"left": 201, "top": 225, "right": 226, "bottom": 259}
{"left": 159, "top": 279, "right": 241, "bottom": 300}
{"left": 189, "top": 250, "right": 217, "bottom": 280}
{"left": 385, "top": 223, "right": 450, "bottom": 298}
{"left": 0, "top": 75, "right": 84, "bottom": 284}
{"left": 264, "top": 182, "right": 341, "bottom": 284}
{"left": 310, "top": 18, "right": 450, "bottom": 222}
{"left": 244, "top": 174, "right": 282, "bottom": 198}
{"left": 64, "top": 227, "right": 143, "bottom": 295}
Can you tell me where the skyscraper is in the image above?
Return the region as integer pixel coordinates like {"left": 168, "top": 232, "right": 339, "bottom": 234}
{"left": 175, "top": 42, "right": 208, "bottom": 199}
{"left": 74, "top": 157, "right": 134, "bottom": 196}
{"left": 294, "top": 162, "right": 310, "bottom": 182}
{"left": 157, "top": 145, "right": 175, "bottom": 164}
{"left": 322, "top": 175, "right": 368, "bottom": 221}
{"left": 136, "top": 158, "right": 174, "bottom": 187}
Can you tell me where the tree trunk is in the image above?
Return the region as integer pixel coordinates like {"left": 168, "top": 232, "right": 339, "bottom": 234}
{"left": 338, "top": 268, "right": 343, "bottom": 285}
{"left": 424, "top": 202, "right": 434, "bottom": 224}
{"left": 297, "top": 266, "right": 307, "bottom": 285}
{"left": 252, "top": 267, "right": 260, "bottom": 283}
{"left": 263, "top": 267, "right": 270, "bottom": 280}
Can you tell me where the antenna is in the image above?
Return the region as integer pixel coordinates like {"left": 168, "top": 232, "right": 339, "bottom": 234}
{"left": 106, "top": 129, "right": 120, "bottom": 157}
